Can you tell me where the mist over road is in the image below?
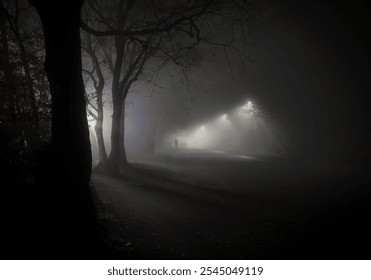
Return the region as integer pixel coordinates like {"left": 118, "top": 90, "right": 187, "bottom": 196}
{"left": 92, "top": 152, "right": 370, "bottom": 259}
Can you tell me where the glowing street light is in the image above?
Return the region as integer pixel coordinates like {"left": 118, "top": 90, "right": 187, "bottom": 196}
{"left": 241, "top": 101, "right": 253, "bottom": 111}
{"left": 221, "top": 114, "right": 228, "bottom": 120}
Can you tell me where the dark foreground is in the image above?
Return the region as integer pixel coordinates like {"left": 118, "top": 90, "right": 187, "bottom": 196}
{"left": 0, "top": 151, "right": 369, "bottom": 259}
{"left": 92, "top": 152, "right": 370, "bottom": 259}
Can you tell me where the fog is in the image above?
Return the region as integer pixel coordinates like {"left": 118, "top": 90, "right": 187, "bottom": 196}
{"left": 1, "top": 0, "right": 370, "bottom": 260}
{"left": 160, "top": 101, "right": 285, "bottom": 157}
{"left": 89, "top": 0, "right": 370, "bottom": 167}
{"left": 80, "top": 0, "right": 371, "bottom": 259}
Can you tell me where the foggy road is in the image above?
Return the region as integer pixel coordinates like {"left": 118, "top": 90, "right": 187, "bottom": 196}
{"left": 92, "top": 153, "right": 370, "bottom": 259}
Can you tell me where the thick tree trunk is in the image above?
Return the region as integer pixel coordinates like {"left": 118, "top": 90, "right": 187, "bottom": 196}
{"left": 95, "top": 79, "right": 107, "bottom": 164}
{"left": 30, "top": 1, "right": 92, "bottom": 184}
{"left": 106, "top": 91, "right": 123, "bottom": 174}
{"left": 119, "top": 96, "right": 128, "bottom": 168}
{"left": 95, "top": 120, "right": 107, "bottom": 163}
{"left": 20, "top": 1, "right": 105, "bottom": 258}
{"left": 106, "top": 90, "right": 130, "bottom": 174}
{"left": 105, "top": 35, "right": 127, "bottom": 174}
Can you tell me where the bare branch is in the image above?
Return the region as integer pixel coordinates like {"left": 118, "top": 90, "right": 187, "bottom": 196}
{"left": 80, "top": 0, "right": 213, "bottom": 37}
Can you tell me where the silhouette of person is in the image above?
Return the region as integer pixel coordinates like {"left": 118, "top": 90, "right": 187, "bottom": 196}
{"left": 174, "top": 138, "right": 178, "bottom": 149}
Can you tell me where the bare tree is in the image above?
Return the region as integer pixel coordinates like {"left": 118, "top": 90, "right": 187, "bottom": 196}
{"left": 81, "top": 0, "right": 256, "bottom": 174}
{"left": 1, "top": 0, "right": 39, "bottom": 133}
{"left": 82, "top": 0, "right": 162, "bottom": 173}
{"left": 0, "top": 0, "right": 50, "bottom": 161}
{"left": 0, "top": 0, "right": 18, "bottom": 122}
{"left": 82, "top": 31, "right": 108, "bottom": 165}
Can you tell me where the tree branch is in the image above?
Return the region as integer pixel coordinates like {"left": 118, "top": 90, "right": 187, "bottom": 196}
{"left": 80, "top": 0, "right": 213, "bottom": 37}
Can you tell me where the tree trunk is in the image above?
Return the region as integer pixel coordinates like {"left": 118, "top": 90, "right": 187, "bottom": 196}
{"left": 21, "top": 1, "right": 105, "bottom": 258}
{"left": 95, "top": 77, "right": 106, "bottom": 164}
{"left": 84, "top": 31, "right": 107, "bottom": 164}
{"left": 18, "top": 37, "right": 39, "bottom": 132}
{"left": 106, "top": 90, "right": 123, "bottom": 174}
{"left": 106, "top": 90, "right": 130, "bottom": 174}
{"left": 0, "top": 7, "right": 18, "bottom": 121}
{"left": 119, "top": 94, "right": 128, "bottom": 169}
{"left": 29, "top": 1, "right": 92, "bottom": 185}
{"left": 94, "top": 120, "right": 107, "bottom": 163}
{"left": 105, "top": 35, "right": 126, "bottom": 174}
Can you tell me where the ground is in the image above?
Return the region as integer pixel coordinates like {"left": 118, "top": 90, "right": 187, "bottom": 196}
{"left": 92, "top": 151, "right": 370, "bottom": 259}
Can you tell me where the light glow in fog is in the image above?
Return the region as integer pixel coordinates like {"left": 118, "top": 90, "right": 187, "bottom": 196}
{"left": 221, "top": 114, "right": 228, "bottom": 120}
{"left": 167, "top": 100, "right": 286, "bottom": 156}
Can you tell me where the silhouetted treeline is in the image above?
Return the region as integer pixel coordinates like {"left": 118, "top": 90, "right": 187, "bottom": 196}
{"left": 0, "top": 0, "right": 51, "bottom": 185}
